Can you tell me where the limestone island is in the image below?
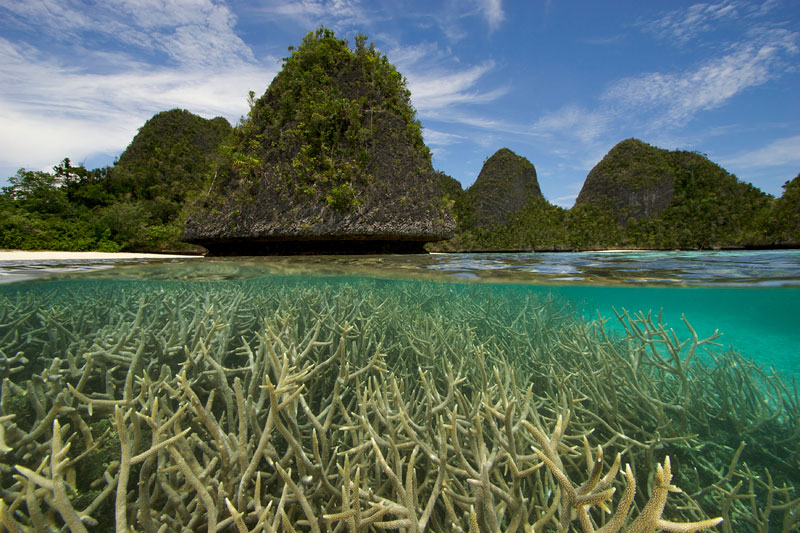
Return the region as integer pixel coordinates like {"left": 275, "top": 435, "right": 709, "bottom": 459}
{"left": 183, "top": 29, "right": 454, "bottom": 255}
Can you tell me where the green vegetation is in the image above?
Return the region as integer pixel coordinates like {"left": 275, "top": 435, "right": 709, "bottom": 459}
{"left": 221, "top": 27, "right": 428, "bottom": 210}
{"left": 574, "top": 139, "right": 675, "bottom": 225}
{"left": 1, "top": 109, "right": 230, "bottom": 252}
{"left": 467, "top": 148, "right": 543, "bottom": 229}
{"left": 183, "top": 28, "right": 453, "bottom": 252}
{"left": 624, "top": 150, "right": 773, "bottom": 249}
{"left": 434, "top": 141, "right": 795, "bottom": 252}
{"left": 768, "top": 173, "right": 800, "bottom": 245}
{"left": 580, "top": 138, "right": 673, "bottom": 192}
{"left": 3, "top": 127, "right": 796, "bottom": 253}
{"left": 0, "top": 163, "right": 121, "bottom": 251}
{"left": 2, "top": 29, "right": 451, "bottom": 254}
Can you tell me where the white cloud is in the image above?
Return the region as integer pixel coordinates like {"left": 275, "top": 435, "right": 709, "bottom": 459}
{"left": 406, "top": 61, "right": 505, "bottom": 112}
{"left": 424, "top": 111, "right": 537, "bottom": 140}
{"left": 721, "top": 135, "right": 800, "bottom": 168}
{"left": 553, "top": 194, "right": 577, "bottom": 205}
{"left": 640, "top": 0, "right": 777, "bottom": 44}
{"left": 385, "top": 40, "right": 507, "bottom": 122}
{"left": 385, "top": 42, "right": 446, "bottom": 69}
{"left": 0, "top": 0, "right": 278, "bottom": 177}
{"left": 0, "top": 104, "right": 138, "bottom": 173}
{"left": 376, "top": 39, "right": 509, "bottom": 133}
{"left": 478, "top": 0, "right": 504, "bottom": 31}
{"left": 246, "top": 0, "right": 373, "bottom": 32}
{"left": 0, "top": 57, "right": 277, "bottom": 173}
{"left": 582, "top": 35, "right": 624, "bottom": 46}
{"left": 0, "top": 0, "right": 254, "bottom": 67}
{"left": 0, "top": 0, "right": 512, "bottom": 178}
{"left": 531, "top": 105, "right": 611, "bottom": 144}
{"left": 423, "top": 129, "right": 466, "bottom": 147}
{"left": 603, "top": 28, "right": 798, "bottom": 128}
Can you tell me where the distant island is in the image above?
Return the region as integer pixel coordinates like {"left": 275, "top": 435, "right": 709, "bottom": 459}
{"left": 434, "top": 140, "right": 800, "bottom": 252}
{"left": 1, "top": 28, "right": 798, "bottom": 254}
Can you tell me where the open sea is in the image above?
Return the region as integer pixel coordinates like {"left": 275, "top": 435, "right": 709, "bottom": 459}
{"left": 1, "top": 249, "right": 798, "bottom": 531}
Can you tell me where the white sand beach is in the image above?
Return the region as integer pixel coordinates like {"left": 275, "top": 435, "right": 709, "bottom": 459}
{"left": 0, "top": 250, "right": 203, "bottom": 260}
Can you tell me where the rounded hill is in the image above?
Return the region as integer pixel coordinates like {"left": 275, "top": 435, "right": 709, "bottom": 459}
{"left": 467, "top": 148, "right": 543, "bottom": 229}
{"left": 111, "top": 109, "right": 231, "bottom": 202}
{"left": 574, "top": 138, "right": 674, "bottom": 224}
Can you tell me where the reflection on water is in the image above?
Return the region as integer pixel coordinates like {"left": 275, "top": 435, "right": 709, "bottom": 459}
{"left": 2, "top": 249, "right": 799, "bottom": 286}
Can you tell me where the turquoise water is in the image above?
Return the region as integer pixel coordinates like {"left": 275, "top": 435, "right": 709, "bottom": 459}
{"left": 2, "top": 250, "right": 798, "bottom": 375}
{"left": 550, "top": 285, "right": 800, "bottom": 376}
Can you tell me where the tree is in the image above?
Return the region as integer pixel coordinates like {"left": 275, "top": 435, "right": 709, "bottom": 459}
{"left": 3, "top": 168, "right": 69, "bottom": 214}
{"left": 770, "top": 173, "right": 800, "bottom": 244}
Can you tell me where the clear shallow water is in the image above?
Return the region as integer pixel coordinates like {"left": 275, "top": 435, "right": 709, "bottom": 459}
{"left": 1, "top": 250, "right": 798, "bottom": 375}
{"left": 1, "top": 250, "right": 799, "bottom": 530}
{"left": 549, "top": 285, "right": 799, "bottom": 375}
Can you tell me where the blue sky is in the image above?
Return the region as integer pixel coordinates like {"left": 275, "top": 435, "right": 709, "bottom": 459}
{"left": 1, "top": 0, "right": 798, "bottom": 207}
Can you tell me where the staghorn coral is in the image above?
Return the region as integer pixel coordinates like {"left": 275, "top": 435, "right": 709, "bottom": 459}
{"left": 0, "top": 277, "right": 796, "bottom": 531}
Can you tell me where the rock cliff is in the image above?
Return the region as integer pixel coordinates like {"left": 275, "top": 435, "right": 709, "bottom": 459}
{"left": 574, "top": 138, "right": 674, "bottom": 225}
{"left": 467, "top": 148, "right": 543, "bottom": 229}
{"left": 183, "top": 29, "right": 454, "bottom": 255}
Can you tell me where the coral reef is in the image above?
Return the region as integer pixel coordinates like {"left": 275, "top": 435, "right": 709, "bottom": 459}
{"left": 0, "top": 277, "right": 797, "bottom": 531}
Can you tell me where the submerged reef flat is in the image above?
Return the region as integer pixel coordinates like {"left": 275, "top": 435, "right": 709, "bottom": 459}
{"left": 0, "top": 277, "right": 798, "bottom": 531}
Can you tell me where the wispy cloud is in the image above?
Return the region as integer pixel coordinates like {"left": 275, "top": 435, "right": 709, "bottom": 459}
{"left": 640, "top": 0, "right": 778, "bottom": 44}
{"left": 238, "top": 2, "right": 508, "bottom": 126}
{"left": 0, "top": 38, "right": 277, "bottom": 173}
{"left": 244, "top": 0, "right": 374, "bottom": 33}
{"left": 478, "top": 0, "right": 504, "bottom": 32}
{"left": 531, "top": 105, "right": 611, "bottom": 144}
{"left": 552, "top": 194, "right": 578, "bottom": 206}
{"left": 582, "top": 35, "right": 624, "bottom": 46}
{"left": 387, "top": 42, "right": 506, "bottom": 120}
{"left": 0, "top": 38, "right": 270, "bottom": 120}
{"left": 423, "top": 110, "right": 539, "bottom": 140}
{"left": 407, "top": 61, "right": 506, "bottom": 111}
{"left": 603, "top": 27, "right": 798, "bottom": 128}
{"left": 721, "top": 135, "right": 800, "bottom": 168}
{"left": 397, "top": 0, "right": 505, "bottom": 42}
{"left": 423, "top": 128, "right": 469, "bottom": 163}
{"left": 423, "top": 129, "right": 466, "bottom": 147}
{"left": 1, "top": 0, "right": 255, "bottom": 68}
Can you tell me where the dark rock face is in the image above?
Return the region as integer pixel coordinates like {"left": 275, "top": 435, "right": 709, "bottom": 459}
{"left": 183, "top": 29, "right": 454, "bottom": 255}
{"left": 467, "top": 148, "right": 543, "bottom": 229}
{"left": 575, "top": 138, "right": 674, "bottom": 225}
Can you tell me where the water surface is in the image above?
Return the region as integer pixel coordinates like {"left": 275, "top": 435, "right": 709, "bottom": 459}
{"left": 2, "top": 250, "right": 798, "bottom": 375}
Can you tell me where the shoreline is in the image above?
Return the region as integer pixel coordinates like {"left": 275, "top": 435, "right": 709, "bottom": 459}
{"left": 2, "top": 248, "right": 797, "bottom": 261}
{"left": 0, "top": 250, "right": 203, "bottom": 261}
